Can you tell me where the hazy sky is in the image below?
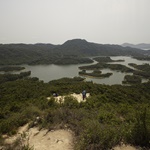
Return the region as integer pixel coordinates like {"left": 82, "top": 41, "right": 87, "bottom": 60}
{"left": 0, "top": 0, "right": 150, "bottom": 44}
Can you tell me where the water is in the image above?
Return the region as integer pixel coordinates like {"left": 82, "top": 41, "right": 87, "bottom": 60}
{"left": 1, "top": 56, "right": 150, "bottom": 85}
{"left": 84, "top": 56, "right": 150, "bottom": 85}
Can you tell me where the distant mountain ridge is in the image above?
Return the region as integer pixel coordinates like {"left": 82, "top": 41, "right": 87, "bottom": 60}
{"left": 122, "top": 43, "right": 150, "bottom": 50}
{"left": 56, "top": 39, "right": 149, "bottom": 56}
{"left": 56, "top": 39, "right": 144, "bottom": 55}
{"left": 0, "top": 39, "right": 150, "bottom": 65}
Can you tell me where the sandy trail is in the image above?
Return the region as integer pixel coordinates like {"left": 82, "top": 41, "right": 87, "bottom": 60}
{"left": 27, "top": 128, "right": 74, "bottom": 150}
{"left": 4, "top": 123, "right": 29, "bottom": 145}
{"left": 113, "top": 145, "right": 137, "bottom": 150}
{"left": 47, "top": 93, "right": 90, "bottom": 104}
{"left": 4, "top": 124, "right": 74, "bottom": 150}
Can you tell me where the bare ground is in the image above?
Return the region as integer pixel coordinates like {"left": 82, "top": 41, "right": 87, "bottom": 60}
{"left": 26, "top": 128, "right": 74, "bottom": 150}
{"left": 3, "top": 124, "right": 74, "bottom": 150}
{"left": 112, "top": 145, "right": 138, "bottom": 150}
{"left": 47, "top": 93, "right": 90, "bottom": 104}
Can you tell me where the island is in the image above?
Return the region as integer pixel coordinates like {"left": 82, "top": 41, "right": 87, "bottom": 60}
{"left": 133, "top": 56, "right": 150, "bottom": 61}
{"left": 79, "top": 63, "right": 134, "bottom": 73}
{"left": 128, "top": 63, "right": 150, "bottom": 79}
{"left": 122, "top": 75, "right": 142, "bottom": 84}
{"left": 79, "top": 69, "right": 113, "bottom": 78}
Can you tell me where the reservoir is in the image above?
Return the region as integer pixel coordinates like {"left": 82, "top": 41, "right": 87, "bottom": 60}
{"left": 1, "top": 56, "right": 150, "bottom": 85}
{"left": 21, "top": 56, "right": 150, "bottom": 85}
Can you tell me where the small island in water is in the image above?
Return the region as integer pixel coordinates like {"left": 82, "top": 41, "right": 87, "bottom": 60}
{"left": 122, "top": 75, "right": 142, "bottom": 84}
{"left": 78, "top": 56, "right": 133, "bottom": 80}
{"left": 79, "top": 69, "right": 113, "bottom": 78}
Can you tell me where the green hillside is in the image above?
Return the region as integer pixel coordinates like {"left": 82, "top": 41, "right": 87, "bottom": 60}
{"left": 0, "top": 76, "right": 150, "bottom": 149}
{"left": 0, "top": 39, "right": 149, "bottom": 65}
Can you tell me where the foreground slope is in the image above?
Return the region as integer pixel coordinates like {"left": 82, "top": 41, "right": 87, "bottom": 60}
{"left": 0, "top": 76, "right": 150, "bottom": 149}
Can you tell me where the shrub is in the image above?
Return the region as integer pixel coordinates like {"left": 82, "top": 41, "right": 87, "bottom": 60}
{"left": 63, "top": 96, "right": 79, "bottom": 108}
{"left": 77, "top": 119, "right": 121, "bottom": 150}
{"left": 127, "top": 107, "right": 150, "bottom": 147}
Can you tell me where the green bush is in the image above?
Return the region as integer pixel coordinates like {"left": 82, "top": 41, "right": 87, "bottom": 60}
{"left": 47, "top": 97, "right": 58, "bottom": 107}
{"left": 127, "top": 107, "right": 150, "bottom": 147}
{"left": 0, "top": 78, "right": 150, "bottom": 149}
{"left": 63, "top": 96, "right": 79, "bottom": 108}
{"left": 77, "top": 119, "right": 121, "bottom": 150}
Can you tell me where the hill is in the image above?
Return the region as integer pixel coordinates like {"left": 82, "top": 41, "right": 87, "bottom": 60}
{"left": 55, "top": 39, "right": 148, "bottom": 56}
{"left": 0, "top": 77, "right": 150, "bottom": 149}
{"left": 0, "top": 43, "right": 57, "bottom": 65}
{"left": 122, "top": 43, "right": 150, "bottom": 50}
{"left": 0, "top": 39, "right": 149, "bottom": 65}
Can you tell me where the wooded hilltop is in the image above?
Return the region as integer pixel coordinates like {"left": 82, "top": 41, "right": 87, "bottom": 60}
{"left": 0, "top": 39, "right": 150, "bottom": 65}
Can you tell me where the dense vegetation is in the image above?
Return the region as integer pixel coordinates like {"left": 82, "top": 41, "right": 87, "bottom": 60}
{"left": 0, "top": 71, "right": 31, "bottom": 84}
{"left": 0, "top": 76, "right": 150, "bottom": 149}
{"left": 0, "top": 39, "right": 149, "bottom": 65}
{"left": 79, "top": 63, "right": 134, "bottom": 73}
{"left": 133, "top": 56, "right": 150, "bottom": 61}
{"left": 122, "top": 75, "right": 142, "bottom": 84}
{"left": 129, "top": 63, "right": 150, "bottom": 79}
{"left": 93, "top": 56, "right": 124, "bottom": 63}
{"left": 129, "top": 63, "right": 150, "bottom": 72}
{"left": 0, "top": 66, "right": 25, "bottom": 72}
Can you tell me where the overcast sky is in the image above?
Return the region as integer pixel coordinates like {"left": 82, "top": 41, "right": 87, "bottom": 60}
{"left": 0, "top": 0, "right": 150, "bottom": 44}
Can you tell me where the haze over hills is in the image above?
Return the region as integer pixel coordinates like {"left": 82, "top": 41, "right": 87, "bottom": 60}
{"left": 0, "top": 39, "right": 150, "bottom": 65}
{"left": 122, "top": 43, "right": 150, "bottom": 50}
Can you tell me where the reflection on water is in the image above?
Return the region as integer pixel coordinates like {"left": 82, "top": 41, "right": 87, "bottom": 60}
{"left": 1, "top": 56, "right": 150, "bottom": 85}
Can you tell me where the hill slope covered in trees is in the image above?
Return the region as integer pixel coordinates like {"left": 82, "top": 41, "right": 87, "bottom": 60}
{"left": 0, "top": 76, "right": 150, "bottom": 149}
{"left": 0, "top": 39, "right": 149, "bottom": 65}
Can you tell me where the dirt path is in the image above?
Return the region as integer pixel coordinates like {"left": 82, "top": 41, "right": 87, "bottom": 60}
{"left": 27, "top": 128, "right": 74, "bottom": 150}
{"left": 4, "top": 124, "right": 74, "bottom": 150}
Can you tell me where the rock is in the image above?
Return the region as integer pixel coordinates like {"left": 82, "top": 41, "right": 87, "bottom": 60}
{"left": 36, "top": 116, "right": 40, "bottom": 121}
{"left": 2, "top": 135, "right": 8, "bottom": 138}
{"left": 56, "top": 139, "right": 63, "bottom": 144}
{"left": 58, "top": 140, "right": 63, "bottom": 144}
{"left": 34, "top": 121, "right": 38, "bottom": 125}
{"left": 0, "top": 146, "right": 5, "bottom": 150}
